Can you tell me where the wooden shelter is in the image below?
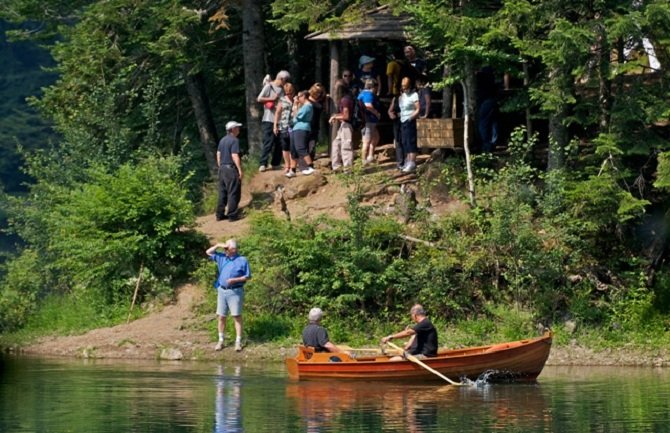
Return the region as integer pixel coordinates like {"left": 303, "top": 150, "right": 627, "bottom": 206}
{"left": 305, "top": 5, "right": 463, "bottom": 149}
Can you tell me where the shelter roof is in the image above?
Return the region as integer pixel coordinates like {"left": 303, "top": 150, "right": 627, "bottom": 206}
{"left": 304, "top": 5, "right": 411, "bottom": 41}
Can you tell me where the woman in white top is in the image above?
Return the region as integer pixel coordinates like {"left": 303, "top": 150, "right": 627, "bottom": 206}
{"left": 398, "top": 77, "right": 420, "bottom": 173}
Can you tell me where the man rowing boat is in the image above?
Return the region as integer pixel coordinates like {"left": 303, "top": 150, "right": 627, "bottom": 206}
{"left": 381, "top": 304, "right": 438, "bottom": 360}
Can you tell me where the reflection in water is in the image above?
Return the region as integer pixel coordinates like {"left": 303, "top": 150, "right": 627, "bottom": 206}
{"left": 2, "top": 357, "right": 670, "bottom": 433}
{"left": 214, "top": 365, "right": 243, "bottom": 433}
{"left": 286, "top": 380, "right": 553, "bottom": 432}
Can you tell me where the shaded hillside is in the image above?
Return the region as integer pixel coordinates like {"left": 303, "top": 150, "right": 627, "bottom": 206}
{"left": 0, "top": 20, "right": 57, "bottom": 193}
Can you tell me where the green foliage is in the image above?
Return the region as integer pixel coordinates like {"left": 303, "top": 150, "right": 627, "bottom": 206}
{"left": 0, "top": 155, "right": 207, "bottom": 331}
{"left": 0, "top": 249, "right": 40, "bottom": 331}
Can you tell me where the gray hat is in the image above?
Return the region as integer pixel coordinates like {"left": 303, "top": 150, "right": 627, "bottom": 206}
{"left": 308, "top": 307, "right": 323, "bottom": 322}
{"left": 226, "top": 120, "right": 243, "bottom": 131}
{"left": 359, "top": 55, "right": 375, "bottom": 67}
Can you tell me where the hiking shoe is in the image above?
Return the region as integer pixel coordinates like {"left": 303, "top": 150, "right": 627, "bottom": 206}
{"left": 301, "top": 167, "right": 315, "bottom": 176}
{"left": 215, "top": 341, "right": 224, "bottom": 351}
{"left": 234, "top": 341, "right": 242, "bottom": 352}
{"left": 285, "top": 170, "right": 296, "bottom": 178}
{"left": 258, "top": 165, "right": 267, "bottom": 172}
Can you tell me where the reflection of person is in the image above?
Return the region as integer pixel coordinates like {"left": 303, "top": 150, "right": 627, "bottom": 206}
{"left": 215, "top": 121, "right": 244, "bottom": 221}
{"left": 257, "top": 70, "right": 290, "bottom": 172}
{"left": 207, "top": 239, "right": 251, "bottom": 352}
{"left": 302, "top": 308, "right": 343, "bottom": 353}
{"left": 214, "top": 365, "right": 242, "bottom": 433}
{"left": 381, "top": 304, "right": 438, "bottom": 360}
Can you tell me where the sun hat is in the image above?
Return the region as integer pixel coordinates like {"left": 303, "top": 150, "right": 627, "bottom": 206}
{"left": 359, "top": 55, "right": 375, "bottom": 67}
{"left": 226, "top": 121, "right": 243, "bottom": 131}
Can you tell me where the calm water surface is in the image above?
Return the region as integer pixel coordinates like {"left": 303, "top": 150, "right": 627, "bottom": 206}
{"left": 1, "top": 355, "right": 670, "bottom": 432}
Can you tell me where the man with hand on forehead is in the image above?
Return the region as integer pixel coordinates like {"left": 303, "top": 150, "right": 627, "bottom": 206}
{"left": 206, "top": 238, "right": 251, "bottom": 352}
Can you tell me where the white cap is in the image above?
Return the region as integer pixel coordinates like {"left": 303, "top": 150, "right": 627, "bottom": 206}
{"left": 359, "top": 55, "right": 375, "bottom": 67}
{"left": 308, "top": 307, "right": 323, "bottom": 322}
{"left": 226, "top": 121, "right": 243, "bottom": 131}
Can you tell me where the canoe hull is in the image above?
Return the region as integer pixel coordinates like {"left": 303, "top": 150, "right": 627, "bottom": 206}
{"left": 286, "top": 332, "right": 552, "bottom": 382}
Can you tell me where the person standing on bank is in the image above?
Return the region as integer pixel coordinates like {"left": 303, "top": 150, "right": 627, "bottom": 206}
{"left": 257, "top": 70, "right": 290, "bottom": 172}
{"left": 302, "top": 308, "right": 344, "bottom": 353}
{"left": 207, "top": 239, "right": 251, "bottom": 352}
{"left": 398, "top": 77, "right": 420, "bottom": 173}
{"left": 216, "top": 121, "right": 244, "bottom": 221}
{"left": 381, "top": 304, "right": 438, "bottom": 361}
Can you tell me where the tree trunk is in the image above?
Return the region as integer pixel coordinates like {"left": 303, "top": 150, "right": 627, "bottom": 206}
{"left": 547, "top": 66, "right": 570, "bottom": 171}
{"left": 441, "top": 64, "right": 453, "bottom": 118}
{"left": 523, "top": 61, "right": 533, "bottom": 138}
{"left": 595, "top": 22, "right": 611, "bottom": 131}
{"left": 184, "top": 69, "right": 219, "bottom": 177}
{"left": 461, "top": 58, "right": 477, "bottom": 208}
{"left": 241, "top": 0, "right": 265, "bottom": 157}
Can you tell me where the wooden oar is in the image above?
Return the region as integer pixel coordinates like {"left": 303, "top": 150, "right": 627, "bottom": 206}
{"left": 386, "top": 341, "right": 467, "bottom": 386}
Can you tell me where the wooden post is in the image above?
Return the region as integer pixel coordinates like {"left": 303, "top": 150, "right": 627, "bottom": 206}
{"left": 127, "top": 262, "right": 144, "bottom": 324}
{"left": 329, "top": 41, "right": 340, "bottom": 149}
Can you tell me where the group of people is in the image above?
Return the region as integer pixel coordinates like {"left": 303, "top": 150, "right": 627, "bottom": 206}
{"left": 258, "top": 71, "right": 327, "bottom": 178}
{"left": 329, "top": 45, "right": 432, "bottom": 174}
{"left": 214, "top": 45, "right": 432, "bottom": 221}
{"left": 206, "top": 237, "right": 437, "bottom": 359}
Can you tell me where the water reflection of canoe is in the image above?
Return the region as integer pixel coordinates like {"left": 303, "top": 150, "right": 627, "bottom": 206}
{"left": 285, "top": 331, "right": 552, "bottom": 382}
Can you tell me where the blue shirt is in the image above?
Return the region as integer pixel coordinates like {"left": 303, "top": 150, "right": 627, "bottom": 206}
{"left": 357, "top": 90, "right": 380, "bottom": 123}
{"left": 293, "top": 103, "right": 313, "bottom": 131}
{"left": 211, "top": 253, "right": 251, "bottom": 290}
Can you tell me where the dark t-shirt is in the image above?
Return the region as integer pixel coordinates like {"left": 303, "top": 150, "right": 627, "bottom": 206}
{"left": 339, "top": 94, "right": 354, "bottom": 123}
{"left": 409, "top": 318, "right": 438, "bottom": 357}
{"left": 217, "top": 134, "right": 240, "bottom": 166}
{"left": 309, "top": 99, "right": 323, "bottom": 140}
{"left": 302, "top": 323, "right": 330, "bottom": 352}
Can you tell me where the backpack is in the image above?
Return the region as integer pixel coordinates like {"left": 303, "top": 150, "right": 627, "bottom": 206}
{"left": 351, "top": 98, "right": 366, "bottom": 130}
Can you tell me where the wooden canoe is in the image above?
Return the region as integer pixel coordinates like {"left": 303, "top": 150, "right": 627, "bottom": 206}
{"left": 285, "top": 331, "right": 552, "bottom": 382}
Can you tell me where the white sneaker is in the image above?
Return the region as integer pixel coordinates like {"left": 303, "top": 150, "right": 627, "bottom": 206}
{"left": 214, "top": 341, "right": 224, "bottom": 351}
{"left": 365, "top": 156, "right": 375, "bottom": 164}
{"left": 401, "top": 162, "right": 416, "bottom": 173}
{"left": 259, "top": 165, "right": 267, "bottom": 172}
{"left": 285, "top": 170, "right": 296, "bottom": 178}
{"left": 301, "top": 167, "right": 315, "bottom": 175}
{"left": 234, "top": 341, "right": 242, "bottom": 352}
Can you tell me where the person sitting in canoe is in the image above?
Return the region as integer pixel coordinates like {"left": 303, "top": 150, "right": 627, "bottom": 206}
{"left": 302, "top": 307, "right": 345, "bottom": 353}
{"left": 381, "top": 304, "right": 438, "bottom": 360}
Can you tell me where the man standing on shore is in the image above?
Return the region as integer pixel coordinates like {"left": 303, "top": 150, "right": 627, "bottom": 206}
{"left": 206, "top": 239, "right": 251, "bottom": 352}
{"left": 216, "top": 121, "right": 243, "bottom": 221}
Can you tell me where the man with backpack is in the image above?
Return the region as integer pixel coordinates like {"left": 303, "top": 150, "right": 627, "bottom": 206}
{"left": 257, "top": 71, "right": 290, "bottom": 172}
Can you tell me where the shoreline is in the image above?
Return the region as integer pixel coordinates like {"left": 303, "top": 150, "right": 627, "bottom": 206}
{"left": 6, "top": 340, "right": 670, "bottom": 367}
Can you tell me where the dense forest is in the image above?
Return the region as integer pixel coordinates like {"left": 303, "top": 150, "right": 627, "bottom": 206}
{"left": 0, "top": 1, "right": 669, "bottom": 348}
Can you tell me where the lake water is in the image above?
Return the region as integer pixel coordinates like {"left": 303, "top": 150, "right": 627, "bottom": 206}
{"left": 1, "top": 355, "right": 669, "bottom": 432}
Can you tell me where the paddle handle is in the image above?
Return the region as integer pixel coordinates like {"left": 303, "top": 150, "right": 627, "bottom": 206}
{"left": 385, "top": 341, "right": 465, "bottom": 386}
